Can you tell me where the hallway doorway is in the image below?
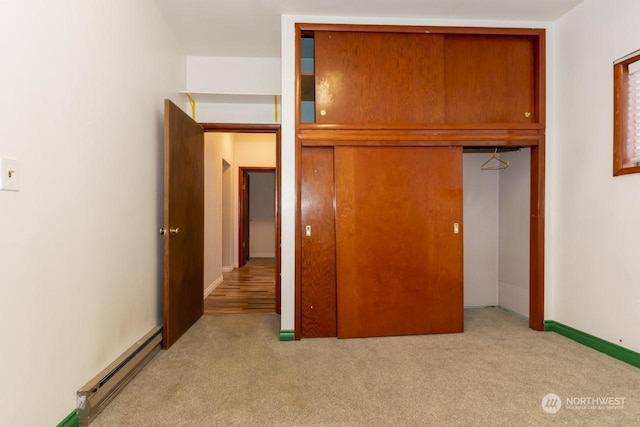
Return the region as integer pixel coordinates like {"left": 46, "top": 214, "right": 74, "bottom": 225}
{"left": 202, "top": 123, "right": 281, "bottom": 314}
{"left": 239, "top": 168, "right": 276, "bottom": 267}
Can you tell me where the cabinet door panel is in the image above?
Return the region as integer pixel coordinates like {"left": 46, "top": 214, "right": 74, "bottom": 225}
{"left": 314, "top": 32, "right": 445, "bottom": 125}
{"left": 335, "top": 146, "right": 463, "bottom": 338}
{"left": 444, "top": 35, "right": 536, "bottom": 123}
{"left": 301, "top": 147, "right": 337, "bottom": 337}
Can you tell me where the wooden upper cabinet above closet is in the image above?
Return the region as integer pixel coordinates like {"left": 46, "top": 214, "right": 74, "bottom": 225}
{"left": 314, "top": 31, "right": 446, "bottom": 125}
{"left": 444, "top": 35, "right": 536, "bottom": 124}
{"left": 303, "top": 27, "right": 542, "bottom": 127}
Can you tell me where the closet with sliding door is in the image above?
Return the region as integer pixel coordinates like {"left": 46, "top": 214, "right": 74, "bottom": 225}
{"left": 295, "top": 24, "right": 546, "bottom": 339}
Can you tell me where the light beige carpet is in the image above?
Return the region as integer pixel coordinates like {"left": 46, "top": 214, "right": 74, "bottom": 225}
{"left": 93, "top": 308, "right": 640, "bottom": 426}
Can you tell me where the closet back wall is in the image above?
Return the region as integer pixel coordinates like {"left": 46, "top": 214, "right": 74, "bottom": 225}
{"left": 463, "top": 150, "right": 531, "bottom": 317}
{"left": 463, "top": 153, "right": 499, "bottom": 307}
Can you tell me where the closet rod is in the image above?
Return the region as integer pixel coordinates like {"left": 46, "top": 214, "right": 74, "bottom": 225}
{"left": 462, "top": 146, "right": 523, "bottom": 154}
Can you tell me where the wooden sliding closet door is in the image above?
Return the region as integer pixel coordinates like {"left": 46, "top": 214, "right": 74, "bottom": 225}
{"left": 335, "top": 146, "right": 463, "bottom": 338}
{"left": 301, "top": 147, "right": 337, "bottom": 337}
{"left": 314, "top": 31, "right": 445, "bottom": 125}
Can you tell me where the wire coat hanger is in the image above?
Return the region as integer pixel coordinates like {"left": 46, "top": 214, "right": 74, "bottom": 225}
{"left": 480, "top": 148, "right": 509, "bottom": 170}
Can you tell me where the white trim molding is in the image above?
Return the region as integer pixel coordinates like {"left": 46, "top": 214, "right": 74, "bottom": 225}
{"left": 204, "top": 275, "right": 224, "bottom": 299}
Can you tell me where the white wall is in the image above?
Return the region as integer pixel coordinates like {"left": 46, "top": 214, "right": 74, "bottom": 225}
{"left": 204, "top": 133, "right": 234, "bottom": 294}
{"left": 281, "top": 15, "right": 553, "bottom": 333}
{"left": 187, "top": 56, "right": 281, "bottom": 95}
{"left": 498, "top": 149, "right": 531, "bottom": 317}
{"left": 204, "top": 135, "right": 222, "bottom": 293}
{"left": 552, "top": 0, "right": 640, "bottom": 351}
{"left": 0, "top": 1, "right": 185, "bottom": 425}
{"left": 248, "top": 172, "right": 276, "bottom": 258}
{"left": 196, "top": 101, "right": 280, "bottom": 125}
{"left": 186, "top": 56, "right": 281, "bottom": 124}
{"left": 463, "top": 154, "right": 500, "bottom": 307}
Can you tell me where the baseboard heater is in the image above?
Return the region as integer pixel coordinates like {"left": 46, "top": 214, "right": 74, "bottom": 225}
{"left": 76, "top": 325, "right": 162, "bottom": 425}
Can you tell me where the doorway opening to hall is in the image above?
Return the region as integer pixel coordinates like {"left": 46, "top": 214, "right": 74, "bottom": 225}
{"left": 202, "top": 129, "right": 280, "bottom": 315}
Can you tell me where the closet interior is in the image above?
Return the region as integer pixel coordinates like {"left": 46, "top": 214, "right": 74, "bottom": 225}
{"left": 463, "top": 147, "right": 530, "bottom": 318}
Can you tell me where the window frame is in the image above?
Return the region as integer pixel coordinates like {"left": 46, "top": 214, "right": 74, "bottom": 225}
{"left": 613, "top": 50, "right": 640, "bottom": 176}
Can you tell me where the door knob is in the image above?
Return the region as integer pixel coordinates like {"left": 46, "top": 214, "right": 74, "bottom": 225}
{"left": 159, "top": 227, "right": 180, "bottom": 235}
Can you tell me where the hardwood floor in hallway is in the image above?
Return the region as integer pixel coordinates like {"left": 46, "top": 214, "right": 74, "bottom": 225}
{"left": 204, "top": 258, "right": 276, "bottom": 314}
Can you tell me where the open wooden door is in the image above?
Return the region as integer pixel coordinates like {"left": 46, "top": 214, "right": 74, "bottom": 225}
{"left": 162, "top": 99, "right": 204, "bottom": 349}
{"left": 240, "top": 170, "right": 251, "bottom": 267}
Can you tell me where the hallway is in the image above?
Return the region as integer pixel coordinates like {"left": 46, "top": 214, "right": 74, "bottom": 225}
{"left": 204, "top": 258, "right": 276, "bottom": 314}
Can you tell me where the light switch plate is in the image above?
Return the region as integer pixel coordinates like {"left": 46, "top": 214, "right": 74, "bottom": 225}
{"left": 0, "top": 157, "right": 20, "bottom": 191}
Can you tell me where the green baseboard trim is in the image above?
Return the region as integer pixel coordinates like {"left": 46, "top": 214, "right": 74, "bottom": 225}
{"left": 279, "top": 330, "right": 295, "bottom": 341}
{"left": 545, "top": 320, "right": 640, "bottom": 369}
{"left": 57, "top": 410, "right": 79, "bottom": 427}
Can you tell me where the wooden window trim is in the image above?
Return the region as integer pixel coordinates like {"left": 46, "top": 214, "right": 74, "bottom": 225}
{"left": 613, "top": 51, "right": 640, "bottom": 176}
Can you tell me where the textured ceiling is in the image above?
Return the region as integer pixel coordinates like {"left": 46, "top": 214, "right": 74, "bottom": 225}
{"left": 153, "top": 0, "right": 583, "bottom": 57}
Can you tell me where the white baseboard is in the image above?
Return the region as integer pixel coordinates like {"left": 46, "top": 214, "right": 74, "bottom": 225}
{"left": 222, "top": 265, "right": 234, "bottom": 273}
{"left": 498, "top": 280, "right": 529, "bottom": 318}
{"left": 497, "top": 305, "right": 529, "bottom": 320}
{"left": 250, "top": 252, "right": 276, "bottom": 258}
{"left": 204, "top": 275, "right": 223, "bottom": 298}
